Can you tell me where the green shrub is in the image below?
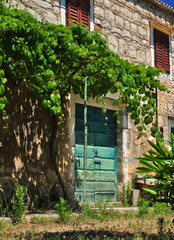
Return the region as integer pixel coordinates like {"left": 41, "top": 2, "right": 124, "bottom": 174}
{"left": 153, "top": 202, "right": 169, "bottom": 216}
{"left": 55, "top": 197, "right": 71, "bottom": 223}
{"left": 138, "top": 199, "right": 150, "bottom": 217}
{"left": 137, "top": 136, "right": 174, "bottom": 209}
{"left": 123, "top": 181, "right": 132, "bottom": 207}
{"left": 11, "top": 184, "right": 27, "bottom": 224}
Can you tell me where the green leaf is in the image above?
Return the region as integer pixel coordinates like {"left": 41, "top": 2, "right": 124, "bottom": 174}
{"left": 42, "top": 99, "right": 52, "bottom": 109}
{"left": 0, "top": 78, "right": 7, "bottom": 84}
{"left": 1, "top": 96, "right": 7, "bottom": 105}
{"left": 47, "top": 80, "right": 56, "bottom": 90}
{"left": 0, "top": 70, "right": 5, "bottom": 78}
{"left": 50, "top": 91, "right": 60, "bottom": 104}
{"left": 50, "top": 106, "right": 61, "bottom": 115}
{"left": 0, "top": 103, "right": 5, "bottom": 110}
{"left": 48, "top": 55, "right": 56, "bottom": 63}
{"left": 143, "top": 188, "right": 157, "bottom": 196}
{"left": 113, "top": 98, "right": 121, "bottom": 106}
{"left": 102, "top": 108, "right": 106, "bottom": 114}
{"left": 0, "top": 85, "right": 5, "bottom": 95}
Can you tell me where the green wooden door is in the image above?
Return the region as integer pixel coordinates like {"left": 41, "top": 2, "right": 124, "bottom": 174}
{"left": 75, "top": 104, "right": 117, "bottom": 203}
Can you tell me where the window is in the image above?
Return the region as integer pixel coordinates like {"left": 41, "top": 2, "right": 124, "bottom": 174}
{"left": 154, "top": 28, "right": 170, "bottom": 73}
{"left": 66, "top": 0, "right": 90, "bottom": 29}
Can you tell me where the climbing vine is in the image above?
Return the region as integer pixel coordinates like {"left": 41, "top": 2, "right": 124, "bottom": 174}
{"left": 0, "top": 1, "right": 169, "bottom": 137}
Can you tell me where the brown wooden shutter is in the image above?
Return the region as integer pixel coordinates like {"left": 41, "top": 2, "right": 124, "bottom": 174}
{"left": 154, "top": 29, "right": 170, "bottom": 73}
{"left": 66, "top": 0, "right": 79, "bottom": 26}
{"left": 163, "top": 33, "right": 170, "bottom": 73}
{"left": 66, "top": 0, "right": 90, "bottom": 30}
{"left": 80, "top": 0, "right": 90, "bottom": 29}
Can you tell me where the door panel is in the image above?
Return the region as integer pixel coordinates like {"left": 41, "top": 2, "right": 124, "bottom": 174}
{"left": 75, "top": 104, "right": 117, "bottom": 203}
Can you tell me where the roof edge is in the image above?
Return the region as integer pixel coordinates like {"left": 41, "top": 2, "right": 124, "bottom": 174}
{"left": 146, "top": 0, "right": 174, "bottom": 13}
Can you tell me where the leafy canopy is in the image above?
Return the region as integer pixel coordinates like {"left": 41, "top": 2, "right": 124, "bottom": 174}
{"left": 0, "top": 1, "right": 168, "bottom": 136}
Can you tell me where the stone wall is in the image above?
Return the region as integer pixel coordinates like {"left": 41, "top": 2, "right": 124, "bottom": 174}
{"left": 1, "top": 0, "right": 174, "bottom": 202}
{"left": 0, "top": 78, "right": 72, "bottom": 208}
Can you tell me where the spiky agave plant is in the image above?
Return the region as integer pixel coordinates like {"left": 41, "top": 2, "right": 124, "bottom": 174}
{"left": 137, "top": 135, "right": 174, "bottom": 209}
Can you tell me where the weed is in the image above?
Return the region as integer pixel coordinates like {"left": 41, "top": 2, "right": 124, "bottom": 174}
{"left": 11, "top": 184, "right": 27, "bottom": 224}
{"left": 125, "top": 210, "right": 137, "bottom": 219}
{"left": 123, "top": 181, "right": 132, "bottom": 207}
{"left": 138, "top": 199, "right": 150, "bottom": 217}
{"left": 153, "top": 202, "right": 169, "bottom": 215}
{"left": 157, "top": 217, "right": 167, "bottom": 240}
{"left": 0, "top": 219, "right": 8, "bottom": 229}
{"left": 55, "top": 197, "right": 71, "bottom": 223}
{"left": 81, "top": 203, "right": 97, "bottom": 222}
{"left": 77, "top": 233, "right": 85, "bottom": 240}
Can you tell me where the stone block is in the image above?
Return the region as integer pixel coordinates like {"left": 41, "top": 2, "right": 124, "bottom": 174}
{"left": 105, "top": 9, "right": 115, "bottom": 24}
{"left": 125, "top": 20, "right": 130, "bottom": 30}
{"left": 124, "top": 8, "right": 133, "bottom": 20}
{"left": 94, "top": 18, "right": 102, "bottom": 26}
{"left": 112, "top": 5, "right": 120, "bottom": 14}
{"left": 130, "top": 23, "right": 137, "bottom": 34}
{"left": 129, "top": 45, "right": 137, "bottom": 59}
{"left": 142, "top": 18, "right": 149, "bottom": 26}
{"left": 133, "top": 12, "right": 141, "bottom": 22}
{"left": 115, "top": 16, "right": 124, "bottom": 28}
{"left": 33, "top": 0, "right": 52, "bottom": 9}
{"left": 104, "top": 0, "right": 112, "bottom": 8}
{"left": 53, "top": 6, "right": 59, "bottom": 13}
{"left": 123, "top": 30, "right": 131, "bottom": 40}
{"left": 138, "top": 26, "right": 147, "bottom": 38}
{"left": 137, "top": 50, "right": 146, "bottom": 63}
{"left": 95, "top": 0, "right": 103, "bottom": 6}
{"left": 132, "top": 189, "right": 140, "bottom": 206}
{"left": 43, "top": 11, "right": 58, "bottom": 24}
{"left": 95, "top": 7, "right": 105, "bottom": 21}
{"left": 119, "top": 39, "right": 128, "bottom": 56}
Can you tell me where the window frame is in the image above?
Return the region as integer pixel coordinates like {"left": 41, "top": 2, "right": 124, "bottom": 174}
{"left": 150, "top": 23, "right": 172, "bottom": 80}
{"left": 60, "top": 0, "right": 94, "bottom": 31}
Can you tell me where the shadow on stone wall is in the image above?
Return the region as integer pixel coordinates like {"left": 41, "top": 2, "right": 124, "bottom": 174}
{"left": 0, "top": 79, "right": 71, "bottom": 211}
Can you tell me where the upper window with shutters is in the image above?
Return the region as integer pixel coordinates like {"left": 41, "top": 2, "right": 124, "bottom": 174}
{"left": 60, "top": 0, "right": 93, "bottom": 31}
{"left": 66, "top": 0, "right": 90, "bottom": 30}
{"left": 154, "top": 29, "right": 170, "bottom": 73}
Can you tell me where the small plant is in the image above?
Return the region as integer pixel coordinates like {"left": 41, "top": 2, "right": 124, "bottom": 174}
{"left": 138, "top": 199, "right": 150, "bottom": 217}
{"left": 11, "top": 184, "right": 27, "bottom": 224}
{"left": 77, "top": 234, "right": 85, "bottom": 240}
{"left": 137, "top": 136, "right": 174, "bottom": 209}
{"left": 0, "top": 220, "right": 8, "bottom": 229}
{"left": 157, "top": 217, "right": 167, "bottom": 240}
{"left": 157, "top": 217, "right": 174, "bottom": 240}
{"left": 123, "top": 181, "right": 132, "bottom": 207}
{"left": 81, "top": 203, "right": 97, "bottom": 222}
{"left": 55, "top": 197, "right": 71, "bottom": 223}
{"left": 153, "top": 202, "right": 169, "bottom": 216}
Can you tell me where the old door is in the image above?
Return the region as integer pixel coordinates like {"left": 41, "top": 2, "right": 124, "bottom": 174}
{"left": 75, "top": 104, "right": 117, "bottom": 203}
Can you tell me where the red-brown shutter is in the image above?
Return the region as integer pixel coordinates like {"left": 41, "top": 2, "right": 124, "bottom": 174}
{"left": 154, "top": 29, "right": 170, "bottom": 73}
{"left": 163, "top": 33, "right": 170, "bottom": 73}
{"left": 66, "top": 0, "right": 79, "bottom": 26}
{"left": 80, "top": 0, "right": 90, "bottom": 29}
{"left": 66, "top": 0, "right": 90, "bottom": 30}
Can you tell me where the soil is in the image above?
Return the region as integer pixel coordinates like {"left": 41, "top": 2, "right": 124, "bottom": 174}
{"left": 0, "top": 210, "right": 174, "bottom": 239}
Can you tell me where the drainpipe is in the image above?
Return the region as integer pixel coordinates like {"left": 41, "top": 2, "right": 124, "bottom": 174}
{"left": 84, "top": 64, "right": 88, "bottom": 204}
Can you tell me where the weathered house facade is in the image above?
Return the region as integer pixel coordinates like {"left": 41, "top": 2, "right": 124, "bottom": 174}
{"left": 1, "top": 0, "right": 174, "bottom": 204}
